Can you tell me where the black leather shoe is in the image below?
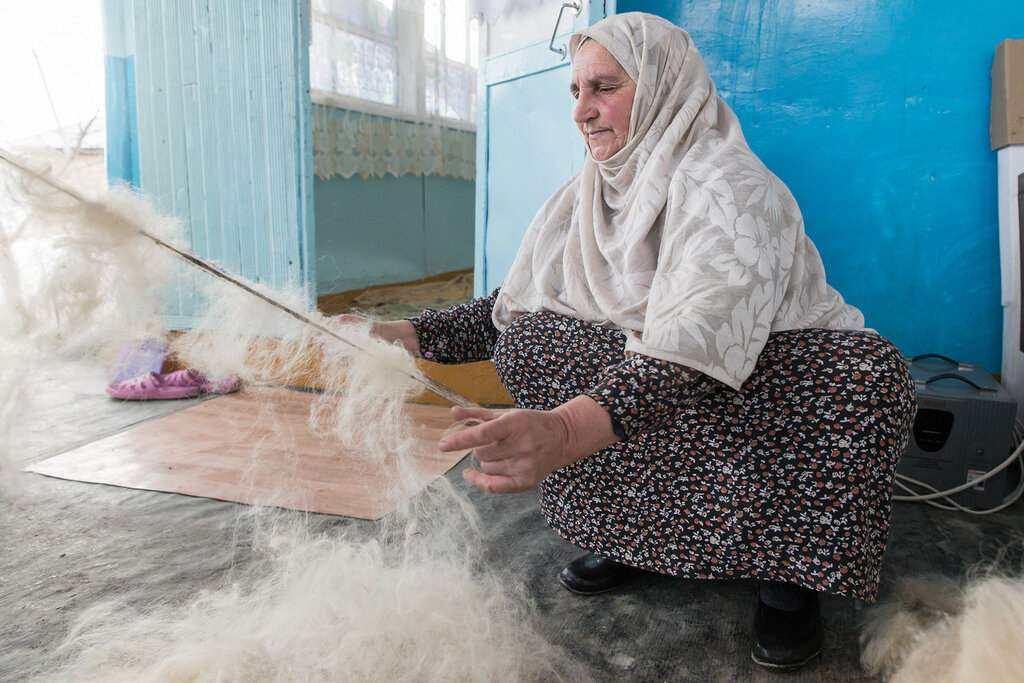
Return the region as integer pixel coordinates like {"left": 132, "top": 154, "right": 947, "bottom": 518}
{"left": 558, "top": 554, "right": 640, "bottom": 595}
{"left": 750, "top": 592, "right": 824, "bottom": 671}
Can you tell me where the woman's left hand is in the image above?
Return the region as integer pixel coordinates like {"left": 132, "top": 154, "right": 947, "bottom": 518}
{"left": 439, "top": 397, "right": 620, "bottom": 494}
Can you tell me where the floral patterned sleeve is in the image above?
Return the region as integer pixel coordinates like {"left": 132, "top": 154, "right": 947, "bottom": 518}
{"left": 406, "top": 289, "right": 501, "bottom": 364}
{"left": 585, "top": 355, "right": 720, "bottom": 439}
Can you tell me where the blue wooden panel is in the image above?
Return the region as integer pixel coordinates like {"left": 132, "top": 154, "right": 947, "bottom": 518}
{"left": 483, "top": 67, "right": 584, "bottom": 293}
{"left": 617, "top": 0, "right": 1024, "bottom": 370}
{"left": 127, "top": 0, "right": 313, "bottom": 327}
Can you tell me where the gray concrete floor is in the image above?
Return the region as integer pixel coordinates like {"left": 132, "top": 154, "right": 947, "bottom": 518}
{"left": 2, "top": 359, "right": 1023, "bottom": 681}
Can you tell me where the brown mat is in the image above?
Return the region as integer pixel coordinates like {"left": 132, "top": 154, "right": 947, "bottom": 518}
{"left": 27, "top": 386, "right": 471, "bottom": 520}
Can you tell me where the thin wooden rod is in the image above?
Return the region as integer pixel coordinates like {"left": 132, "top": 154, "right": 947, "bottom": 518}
{"left": 0, "top": 148, "right": 479, "bottom": 408}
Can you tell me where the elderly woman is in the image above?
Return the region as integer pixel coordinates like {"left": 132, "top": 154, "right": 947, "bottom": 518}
{"left": 343, "top": 12, "right": 915, "bottom": 671}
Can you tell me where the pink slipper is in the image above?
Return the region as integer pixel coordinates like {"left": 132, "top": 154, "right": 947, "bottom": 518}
{"left": 106, "top": 369, "right": 240, "bottom": 400}
{"left": 177, "top": 369, "right": 240, "bottom": 395}
{"left": 105, "top": 371, "right": 201, "bottom": 400}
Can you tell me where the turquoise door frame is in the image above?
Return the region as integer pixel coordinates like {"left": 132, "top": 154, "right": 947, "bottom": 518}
{"left": 474, "top": 1, "right": 612, "bottom": 296}
{"left": 103, "top": 0, "right": 315, "bottom": 328}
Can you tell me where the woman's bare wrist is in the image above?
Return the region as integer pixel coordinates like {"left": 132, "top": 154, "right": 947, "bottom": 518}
{"left": 551, "top": 395, "right": 620, "bottom": 466}
{"left": 328, "top": 315, "right": 420, "bottom": 357}
{"left": 372, "top": 320, "right": 420, "bottom": 357}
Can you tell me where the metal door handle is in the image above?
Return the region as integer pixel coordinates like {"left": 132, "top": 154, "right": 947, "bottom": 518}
{"left": 548, "top": 1, "right": 582, "bottom": 61}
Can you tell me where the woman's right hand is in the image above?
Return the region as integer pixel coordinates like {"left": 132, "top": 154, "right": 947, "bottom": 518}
{"left": 325, "top": 315, "right": 421, "bottom": 357}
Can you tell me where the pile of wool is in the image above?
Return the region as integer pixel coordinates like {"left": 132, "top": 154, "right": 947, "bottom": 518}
{"left": 860, "top": 570, "right": 1024, "bottom": 682}
{"left": 0, "top": 152, "right": 179, "bottom": 486}
{"left": 2, "top": 154, "right": 584, "bottom": 681}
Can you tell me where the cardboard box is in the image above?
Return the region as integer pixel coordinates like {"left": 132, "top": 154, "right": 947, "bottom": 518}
{"left": 992, "top": 38, "right": 1024, "bottom": 151}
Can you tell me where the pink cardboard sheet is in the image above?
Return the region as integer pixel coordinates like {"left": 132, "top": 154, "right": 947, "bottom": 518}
{"left": 28, "top": 385, "right": 470, "bottom": 520}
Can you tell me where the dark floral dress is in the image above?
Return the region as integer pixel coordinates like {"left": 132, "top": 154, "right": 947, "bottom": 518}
{"left": 410, "top": 291, "right": 915, "bottom": 601}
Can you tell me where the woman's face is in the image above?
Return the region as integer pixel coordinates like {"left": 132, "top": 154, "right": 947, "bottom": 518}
{"left": 571, "top": 40, "right": 636, "bottom": 162}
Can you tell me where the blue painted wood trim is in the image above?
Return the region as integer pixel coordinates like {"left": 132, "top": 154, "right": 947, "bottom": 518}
{"left": 474, "top": 43, "right": 489, "bottom": 297}
{"left": 104, "top": 54, "right": 139, "bottom": 187}
{"left": 592, "top": 0, "right": 615, "bottom": 26}
{"left": 293, "top": 0, "right": 316, "bottom": 305}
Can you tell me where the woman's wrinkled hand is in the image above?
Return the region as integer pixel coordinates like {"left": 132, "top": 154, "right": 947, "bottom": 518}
{"left": 323, "top": 315, "right": 421, "bottom": 357}
{"left": 440, "top": 396, "right": 620, "bottom": 495}
{"left": 439, "top": 406, "right": 572, "bottom": 494}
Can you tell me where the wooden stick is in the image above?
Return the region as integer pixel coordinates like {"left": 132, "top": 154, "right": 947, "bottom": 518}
{"left": 0, "top": 148, "right": 480, "bottom": 408}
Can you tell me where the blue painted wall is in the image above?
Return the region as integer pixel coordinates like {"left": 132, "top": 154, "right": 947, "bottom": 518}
{"left": 312, "top": 102, "right": 476, "bottom": 294}
{"left": 615, "top": 0, "right": 1024, "bottom": 369}
{"left": 314, "top": 172, "right": 475, "bottom": 294}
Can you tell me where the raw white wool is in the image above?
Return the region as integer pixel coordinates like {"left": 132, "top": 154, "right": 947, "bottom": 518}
{"left": 860, "top": 570, "right": 1024, "bottom": 682}
{"left": 0, "top": 155, "right": 179, "bottom": 485}
{"left": 37, "top": 515, "right": 584, "bottom": 683}
{"left": 0, "top": 352, "right": 30, "bottom": 487}
{"left": 0, "top": 156, "right": 179, "bottom": 359}
{"left": 3, "top": 157, "right": 585, "bottom": 682}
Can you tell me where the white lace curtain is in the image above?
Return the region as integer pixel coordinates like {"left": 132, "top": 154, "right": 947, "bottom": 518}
{"left": 312, "top": 104, "right": 475, "bottom": 180}
{"left": 310, "top": 0, "right": 478, "bottom": 180}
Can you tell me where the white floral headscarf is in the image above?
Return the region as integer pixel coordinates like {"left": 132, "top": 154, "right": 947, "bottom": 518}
{"left": 492, "top": 12, "right": 863, "bottom": 390}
